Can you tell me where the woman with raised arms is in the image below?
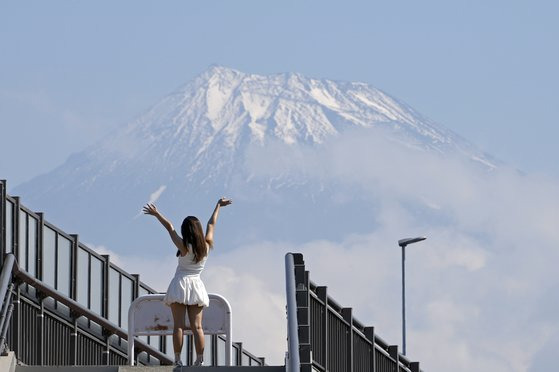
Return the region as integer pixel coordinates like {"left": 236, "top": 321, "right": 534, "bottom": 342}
{"left": 143, "top": 197, "right": 232, "bottom": 366}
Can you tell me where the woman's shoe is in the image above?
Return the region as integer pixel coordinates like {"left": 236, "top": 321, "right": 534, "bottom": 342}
{"left": 174, "top": 360, "right": 183, "bottom": 367}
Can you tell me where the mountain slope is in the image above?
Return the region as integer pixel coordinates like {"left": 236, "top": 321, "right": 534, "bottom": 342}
{"left": 13, "top": 66, "right": 497, "bottom": 253}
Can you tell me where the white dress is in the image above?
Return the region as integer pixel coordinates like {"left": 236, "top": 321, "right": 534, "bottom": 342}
{"left": 163, "top": 249, "right": 209, "bottom": 307}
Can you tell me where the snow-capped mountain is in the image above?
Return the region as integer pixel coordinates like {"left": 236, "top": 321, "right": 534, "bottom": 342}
{"left": 13, "top": 66, "right": 497, "bottom": 254}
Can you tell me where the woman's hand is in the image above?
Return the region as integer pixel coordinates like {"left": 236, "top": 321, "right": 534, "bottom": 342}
{"left": 143, "top": 203, "right": 174, "bottom": 233}
{"left": 217, "top": 197, "right": 232, "bottom": 207}
{"left": 142, "top": 203, "right": 159, "bottom": 216}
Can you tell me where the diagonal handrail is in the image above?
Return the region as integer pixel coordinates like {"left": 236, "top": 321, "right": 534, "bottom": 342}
{"left": 0, "top": 253, "right": 173, "bottom": 364}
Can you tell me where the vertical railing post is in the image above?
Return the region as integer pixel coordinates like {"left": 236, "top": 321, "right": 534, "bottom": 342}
{"left": 131, "top": 273, "right": 140, "bottom": 365}
{"left": 235, "top": 342, "right": 243, "bottom": 366}
{"left": 388, "top": 345, "right": 400, "bottom": 372}
{"left": 364, "top": 327, "right": 375, "bottom": 372}
{"left": 101, "top": 254, "right": 111, "bottom": 365}
{"left": 0, "top": 180, "right": 6, "bottom": 261}
{"left": 102, "top": 331, "right": 111, "bottom": 365}
{"left": 285, "top": 253, "right": 302, "bottom": 372}
{"left": 161, "top": 334, "right": 167, "bottom": 363}
{"left": 70, "top": 235, "right": 79, "bottom": 302}
{"left": 316, "top": 286, "right": 327, "bottom": 371}
{"left": 341, "top": 308, "right": 353, "bottom": 372}
{"left": 12, "top": 287, "right": 21, "bottom": 361}
{"left": 300, "top": 284, "right": 312, "bottom": 369}
{"left": 37, "top": 297, "right": 45, "bottom": 365}
{"left": 131, "top": 274, "right": 140, "bottom": 301}
{"left": 13, "top": 197, "right": 20, "bottom": 267}
{"left": 186, "top": 334, "right": 193, "bottom": 365}
{"left": 69, "top": 312, "right": 78, "bottom": 365}
{"left": 294, "top": 254, "right": 312, "bottom": 372}
{"left": 214, "top": 335, "right": 221, "bottom": 366}
{"left": 410, "top": 361, "right": 420, "bottom": 372}
{"left": 36, "top": 213, "right": 44, "bottom": 282}
{"left": 101, "top": 255, "right": 110, "bottom": 320}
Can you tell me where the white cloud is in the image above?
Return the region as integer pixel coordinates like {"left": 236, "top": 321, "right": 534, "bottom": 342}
{"left": 237, "top": 127, "right": 559, "bottom": 371}
{"left": 134, "top": 185, "right": 168, "bottom": 218}
{"left": 148, "top": 185, "right": 167, "bottom": 205}
{"left": 91, "top": 127, "right": 559, "bottom": 371}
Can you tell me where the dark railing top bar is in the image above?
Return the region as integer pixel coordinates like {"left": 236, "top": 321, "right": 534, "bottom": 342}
{"left": 13, "top": 202, "right": 40, "bottom": 221}
{"left": 1, "top": 253, "right": 173, "bottom": 364}
{"left": 77, "top": 241, "right": 107, "bottom": 263}
{"left": 43, "top": 221, "right": 75, "bottom": 242}
{"left": 107, "top": 261, "right": 138, "bottom": 282}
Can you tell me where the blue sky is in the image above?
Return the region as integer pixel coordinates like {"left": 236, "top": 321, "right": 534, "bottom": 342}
{"left": 1, "top": 0, "right": 558, "bottom": 187}
{"left": 2, "top": 2, "right": 559, "bottom": 370}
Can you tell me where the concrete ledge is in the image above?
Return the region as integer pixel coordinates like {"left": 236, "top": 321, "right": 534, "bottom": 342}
{"left": 16, "top": 366, "right": 285, "bottom": 372}
{"left": 16, "top": 367, "right": 118, "bottom": 372}
{"left": 0, "top": 351, "right": 17, "bottom": 372}
{"left": 121, "top": 368, "right": 285, "bottom": 372}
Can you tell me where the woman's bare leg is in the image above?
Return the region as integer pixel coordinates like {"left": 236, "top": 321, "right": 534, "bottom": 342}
{"left": 187, "top": 305, "right": 205, "bottom": 361}
{"left": 170, "top": 303, "right": 187, "bottom": 357}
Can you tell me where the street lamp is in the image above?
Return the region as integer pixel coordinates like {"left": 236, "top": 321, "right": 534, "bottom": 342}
{"left": 398, "top": 236, "right": 426, "bottom": 356}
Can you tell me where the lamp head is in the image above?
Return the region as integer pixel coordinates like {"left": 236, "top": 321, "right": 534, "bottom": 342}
{"left": 398, "top": 236, "right": 427, "bottom": 247}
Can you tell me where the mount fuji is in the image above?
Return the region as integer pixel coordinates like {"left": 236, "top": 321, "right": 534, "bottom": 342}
{"left": 13, "top": 66, "right": 498, "bottom": 255}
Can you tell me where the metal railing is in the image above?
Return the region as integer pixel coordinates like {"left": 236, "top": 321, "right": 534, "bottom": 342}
{"left": 0, "top": 179, "right": 266, "bottom": 366}
{"left": 0, "top": 253, "right": 171, "bottom": 363}
{"left": 286, "top": 253, "right": 423, "bottom": 372}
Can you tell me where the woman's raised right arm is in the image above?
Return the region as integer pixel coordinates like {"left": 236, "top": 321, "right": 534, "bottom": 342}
{"left": 143, "top": 203, "right": 173, "bottom": 232}
{"left": 143, "top": 203, "right": 186, "bottom": 255}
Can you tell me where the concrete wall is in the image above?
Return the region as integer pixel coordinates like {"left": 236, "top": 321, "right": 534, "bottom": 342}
{"left": 15, "top": 366, "right": 285, "bottom": 372}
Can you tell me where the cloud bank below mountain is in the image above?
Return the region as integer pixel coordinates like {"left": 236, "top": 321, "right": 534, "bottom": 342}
{"left": 101, "top": 125, "right": 559, "bottom": 372}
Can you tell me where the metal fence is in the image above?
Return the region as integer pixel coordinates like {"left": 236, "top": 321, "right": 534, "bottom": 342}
{"left": 287, "top": 253, "right": 423, "bottom": 372}
{"left": 0, "top": 179, "right": 265, "bottom": 366}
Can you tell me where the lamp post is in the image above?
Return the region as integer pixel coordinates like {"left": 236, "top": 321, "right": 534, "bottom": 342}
{"left": 397, "top": 236, "right": 426, "bottom": 356}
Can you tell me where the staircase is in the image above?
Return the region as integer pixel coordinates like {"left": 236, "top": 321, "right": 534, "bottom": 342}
{"left": 0, "top": 180, "right": 272, "bottom": 369}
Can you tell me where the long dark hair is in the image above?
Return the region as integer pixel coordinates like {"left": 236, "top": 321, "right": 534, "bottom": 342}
{"left": 179, "top": 216, "right": 208, "bottom": 263}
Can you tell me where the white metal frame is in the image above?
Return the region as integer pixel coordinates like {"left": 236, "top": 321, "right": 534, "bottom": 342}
{"left": 127, "top": 293, "right": 232, "bottom": 366}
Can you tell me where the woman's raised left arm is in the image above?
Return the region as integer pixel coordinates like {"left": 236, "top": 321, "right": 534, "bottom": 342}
{"left": 205, "top": 197, "right": 232, "bottom": 247}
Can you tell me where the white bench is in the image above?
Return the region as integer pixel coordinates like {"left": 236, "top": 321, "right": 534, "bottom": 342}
{"left": 127, "top": 293, "right": 232, "bottom": 366}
